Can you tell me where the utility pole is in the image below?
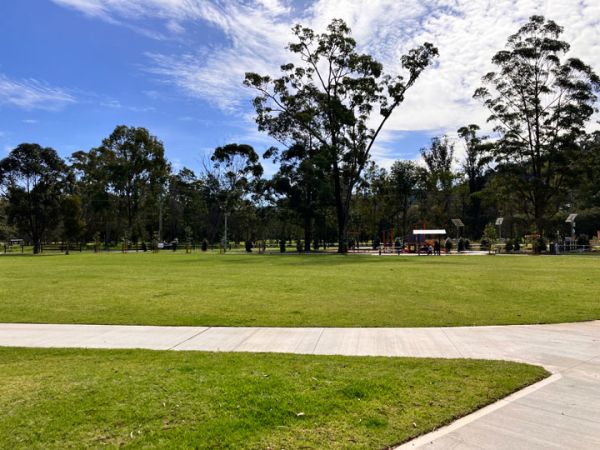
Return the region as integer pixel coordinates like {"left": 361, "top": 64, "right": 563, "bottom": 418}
{"left": 495, "top": 217, "right": 504, "bottom": 241}
{"left": 158, "top": 198, "right": 163, "bottom": 243}
{"left": 566, "top": 214, "right": 577, "bottom": 250}
{"left": 221, "top": 198, "right": 229, "bottom": 253}
{"left": 222, "top": 211, "right": 229, "bottom": 253}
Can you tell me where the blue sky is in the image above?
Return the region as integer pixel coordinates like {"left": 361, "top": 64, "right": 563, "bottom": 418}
{"left": 0, "top": 0, "right": 262, "bottom": 171}
{"left": 1, "top": 0, "right": 598, "bottom": 173}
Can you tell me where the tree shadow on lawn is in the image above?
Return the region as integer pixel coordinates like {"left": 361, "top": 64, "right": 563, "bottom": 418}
{"left": 174, "top": 253, "right": 403, "bottom": 267}
{"left": 172, "top": 253, "right": 481, "bottom": 269}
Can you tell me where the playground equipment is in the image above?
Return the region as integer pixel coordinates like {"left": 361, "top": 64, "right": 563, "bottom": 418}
{"left": 407, "top": 229, "right": 447, "bottom": 253}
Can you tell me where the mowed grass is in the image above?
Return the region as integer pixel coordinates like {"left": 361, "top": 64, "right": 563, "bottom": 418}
{"left": 0, "top": 252, "right": 599, "bottom": 327}
{"left": 0, "top": 347, "right": 548, "bottom": 449}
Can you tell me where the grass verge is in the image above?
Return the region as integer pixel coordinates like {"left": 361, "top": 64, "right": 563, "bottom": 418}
{"left": 0, "top": 347, "right": 548, "bottom": 449}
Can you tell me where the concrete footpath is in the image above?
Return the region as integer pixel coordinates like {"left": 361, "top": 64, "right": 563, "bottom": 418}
{"left": 1, "top": 321, "right": 599, "bottom": 449}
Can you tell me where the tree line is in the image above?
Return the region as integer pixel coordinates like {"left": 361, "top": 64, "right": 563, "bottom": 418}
{"left": 1, "top": 16, "right": 599, "bottom": 253}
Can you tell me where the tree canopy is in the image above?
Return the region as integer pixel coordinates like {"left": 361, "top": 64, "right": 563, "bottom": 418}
{"left": 474, "top": 15, "right": 600, "bottom": 234}
{"left": 245, "top": 19, "right": 438, "bottom": 252}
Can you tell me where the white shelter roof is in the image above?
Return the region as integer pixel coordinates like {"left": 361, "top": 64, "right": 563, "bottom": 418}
{"left": 412, "top": 229, "right": 446, "bottom": 235}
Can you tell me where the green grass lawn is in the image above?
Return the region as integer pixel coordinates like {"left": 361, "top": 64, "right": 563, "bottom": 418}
{"left": 1, "top": 252, "right": 598, "bottom": 327}
{"left": 0, "top": 347, "right": 547, "bottom": 449}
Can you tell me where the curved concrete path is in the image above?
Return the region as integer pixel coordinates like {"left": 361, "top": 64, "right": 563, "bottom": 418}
{"left": 1, "top": 321, "right": 599, "bottom": 449}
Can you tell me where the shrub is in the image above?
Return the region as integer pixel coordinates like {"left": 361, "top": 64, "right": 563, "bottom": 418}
{"left": 577, "top": 234, "right": 590, "bottom": 247}
{"left": 313, "top": 239, "right": 320, "bottom": 250}
{"left": 296, "top": 240, "right": 303, "bottom": 252}
{"left": 372, "top": 238, "right": 380, "bottom": 250}
{"left": 93, "top": 232, "right": 101, "bottom": 253}
{"left": 505, "top": 239, "right": 514, "bottom": 253}
{"left": 245, "top": 240, "right": 253, "bottom": 253}
{"left": 445, "top": 238, "right": 453, "bottom": 253}
{"left": 464, "top": 239, "right": 471, "bottom": 250}
{"left": 152, "top": 231, "right": 159, "bottom": 253}
{"left": 533, "top": 236, "right": 547, "bottom": 254}
{"left": 513, "top": 239, "right": 521, "bottom": 252}
{"left": 201, "top": 239, "right": 208, "bottom": 252}
{"left": 480, "top": 238, "right": 490, "bottom": 250}
{"left": 458, "top": 238, "right": 465, "bottom": 252}
{"left": 279, "top": 239, "right": 286, "bottom": 253}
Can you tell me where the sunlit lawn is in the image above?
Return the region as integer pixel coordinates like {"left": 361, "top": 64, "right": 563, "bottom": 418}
{"left": 0, "top": 252, "right": 598, "bottom": 327}
{"left": 0, "top": 347, "right": 547, "bottom": 449}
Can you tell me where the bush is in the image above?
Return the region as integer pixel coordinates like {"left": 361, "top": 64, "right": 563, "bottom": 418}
{"left": 480, "top": 238, "right": 490, "bottom": 250}
{"left": 577, "top": 234, "right": 590, "bottom": 247}
{"left": 464, "top": 239, "right": 471, "bottom": 250}
{"left": 445, "top": 238, "right": 453, "bottom": 253}
{"left": 296, "top": 240, "right": 303, "bottom": 252}
{"left": 505, "top": 239, "right": 514, "bottom": 253}
{"left": 372, "top": 238, "right": 380, "bottom": 250}
{"left": 458, "top": 238, "right": 465, "bottom": 252}
{"left": 245, "top": 240, "right": 253, "bottom": 253}
{"left": 513, "top": 239, "right": 521, "bottom": 252}
{"left": 201, "top": 239, "right": 208, "bottom": 252}
{"left": 279, "top": 240, "right": 286, "bottom": 253}
{"left": 533, "top": 236, "right": 547, "bottom": 254}
{"left": 313, "top": 239, "right": 320, "bottom": 250}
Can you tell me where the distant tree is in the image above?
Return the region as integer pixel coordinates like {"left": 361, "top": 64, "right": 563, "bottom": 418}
{"left": 457, "top": 124, "right": 493, "bottom": 238}
{"left": 0, "top": 143, "right": 68, "bottom": 253}
{"left": 245, "top": 19, "right": 438, "bottom": 252}
{"left": 61, "top": 195, "right": 85, "bottom": 254}
{"left": 206, "top": 144, "right": 263, "bottom": 251}
{"left": 474, "top": 15, "right": 600, "bottom": 235}
{"left": 388, "top": 161, "right": 420, "bottom": 239}
{"left": 77, "top": 126, "right": 170, "bottom": 242}
{"left": 482, "top": 223, "right": 498, "bottom": 254}
{"left": 0, "top": 197, "right": 15, "bottom": 241}
{"left": 420, "top": 136, "right": 456, "bottom": 228}
{"left": 70, "top": 148, "right": 115, "bottom": 243}
{"left": 353, "top": 162, "right": 389, "bottom": 244}
{"left": 266, "top": 140, "right": 330, "bottom": 252}
{"left": 574, "top": 131, "right": 600, "bottom": 209}
{"left": 165, "top": 168, "right": 208, "bottom": 242}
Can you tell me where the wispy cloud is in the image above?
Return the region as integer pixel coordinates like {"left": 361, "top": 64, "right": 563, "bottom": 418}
{"left": 100, "top": 98, "right": 156, "bottom": 113}
{"left": 52, "top": 0, "right": 600, "bottom": 151}
{"left": 0, "top": 74, "right": 75, "bottom": 111}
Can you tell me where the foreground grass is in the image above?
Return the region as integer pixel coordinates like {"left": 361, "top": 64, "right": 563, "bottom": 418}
{"left": 0, "top": 347, "right": 547, "bottom": 449}
{"left": 0, "top": 252, "right": 599, "bottom": 327}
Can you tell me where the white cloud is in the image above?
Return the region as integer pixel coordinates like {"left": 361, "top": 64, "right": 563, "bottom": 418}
{"left": 52, "top": 0, "right": 600, "bottom": 149}
{"left": 100, "top": 99, "right": 123, "bottom": 108}
{"left": 100, "top": 98, "right": 156, "bottom": 113}
{"left": 22, "top": 119, "right": 39, "bottom": 124}
{"left": 0, "top": 74, "right": 75, "bottom": 111}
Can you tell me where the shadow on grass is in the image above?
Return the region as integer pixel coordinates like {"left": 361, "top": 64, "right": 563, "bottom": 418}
{"left": 168, "top": 252, "right": 485, "bottom": 269}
